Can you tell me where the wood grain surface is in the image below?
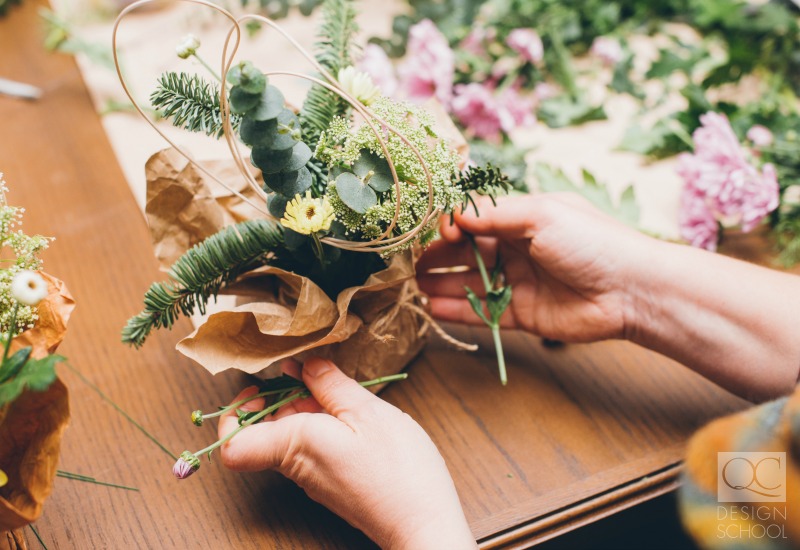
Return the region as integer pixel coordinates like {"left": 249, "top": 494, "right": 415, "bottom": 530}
{"left": 0, "top": 2, "right": 749, "bottom": 548}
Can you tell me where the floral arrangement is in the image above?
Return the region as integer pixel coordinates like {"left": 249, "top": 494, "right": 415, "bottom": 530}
{"left": 0, "top": 174, "right": 74, "bottom": 543}
{"left": 114, "top": 0, "right": 513, "bottom": 478}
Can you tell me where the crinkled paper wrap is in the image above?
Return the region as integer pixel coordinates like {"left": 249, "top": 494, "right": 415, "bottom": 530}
{"left": 146, "top": 149, "right": 429, "bottom": 384}
{"left": 0, "top": 275, "right": 75, "bottom": 542}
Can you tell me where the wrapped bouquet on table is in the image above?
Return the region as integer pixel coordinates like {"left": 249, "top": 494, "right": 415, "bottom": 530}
{"left": 0, "top": 178, "right": 75, "bottom": 549}
{"left": 116, "top": 0, "right": 513, "bottom": 477}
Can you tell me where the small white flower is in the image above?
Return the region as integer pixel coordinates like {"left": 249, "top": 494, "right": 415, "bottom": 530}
{"left": 337, "top": 66, "right": 381, "bottom": 106}
{"left": 10, "top": 270, "right": 48, "bottom": 306}
{"left": 590, "top": 36, "right": 624, "bottom": 66}
{"left": 176, "top": 34, "right": 201, "bottom": 60}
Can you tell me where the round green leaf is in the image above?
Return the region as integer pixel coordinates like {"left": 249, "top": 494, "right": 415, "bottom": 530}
{"left": 283, "top": 142, "right": 312, "bottom": 172}
{"left": 267, "top": 193, "right": 288, "bottom": 218}
{"left": 335, "top": 172, "right": 377, "bottom": 213}
{"left": 238, "top": 117, "right": 278, "bottom": 148}
{"left": 269, "top": 166, "right": 312, "bottom": 197}
{"left": 251, "top": 146, "right": 293, "bottom": 175}
{"left": 230, "top": 86, "right": 261, "bottom": 114}
{"left": 226, "top": 61, "right": 266, "bottom": 94}
{"left": 353, "top": 150, "right": 394, "bottom": 192}
{"left": 265, "top": 109, "right": 301, "bottom": 150}
{"left": 250, "top": 86, "right": 285, "bottom": 121}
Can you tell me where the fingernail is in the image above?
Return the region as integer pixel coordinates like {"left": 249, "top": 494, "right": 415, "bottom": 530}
{"left": 304, "top": 357, "right": 333, "bottom": 378}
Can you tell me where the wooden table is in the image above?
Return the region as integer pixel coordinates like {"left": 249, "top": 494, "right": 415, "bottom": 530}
{"left": 0, "top": 2, "right": 749, "bottom": 547}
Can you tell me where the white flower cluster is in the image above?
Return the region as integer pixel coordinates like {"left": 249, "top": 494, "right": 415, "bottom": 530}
{"left": 0, "top": 174, "right": 53, "bottom": 336}
{"left": 317, "top": 97, "right": 462, "bottom": 253}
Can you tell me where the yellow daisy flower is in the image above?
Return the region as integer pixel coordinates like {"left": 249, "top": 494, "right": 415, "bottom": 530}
{"left": 280, "top": 191, "right": 336, "bottom": 235}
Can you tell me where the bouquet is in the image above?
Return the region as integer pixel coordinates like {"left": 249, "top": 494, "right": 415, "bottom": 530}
{"left": 0, "top": 175, "right": 74, "bottom": 546}
{"left": 115, "top": 0, "right": 512, "bottom": 477}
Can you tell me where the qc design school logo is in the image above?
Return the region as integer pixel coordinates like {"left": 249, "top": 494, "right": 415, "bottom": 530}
{"left": 718, "top": 452, "right": 786, "bottom": 503}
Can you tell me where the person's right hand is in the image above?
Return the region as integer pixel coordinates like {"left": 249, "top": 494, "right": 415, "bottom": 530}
{"left": 418, "top": 193, "right": 652, "bottom": 343}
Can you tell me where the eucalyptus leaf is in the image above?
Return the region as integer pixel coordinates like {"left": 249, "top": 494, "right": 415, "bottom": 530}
{"left": 249, "top": 86, "right": 286, "bottom": 121}
{"left": 353, "top": 150, "right": 394, "bottom": 192}
{"left": 268, "top": 109, "right": 301, "bottom": 150}
{"left": 335, "top": 172, "right": 377, "bottom": 213}
{"left": 0, "top": 347, "right": 32, "bottom": 383}
{"left": 267, "top": 193, "right": 289, "bottom": 218}
{"left": 284, "top": 142, "right": 313, "bottom": 172}
{"left": 238, "top": 116, "right": 278, "bottom": 148}
{"left": 230, "top": 86, "right": 261, "bottom": 114}
{"left": 251, "top": 146, "right": 293, "bottom": 175}
{"left": 227, "top": 61, "right": 266, "bottom": 94}
{"left": 269, "top": 166, "right": 313, "bottom": 197}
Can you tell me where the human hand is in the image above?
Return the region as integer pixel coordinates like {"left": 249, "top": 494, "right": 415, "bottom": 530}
{"left": 418, "top": 193, "right": 652, "bottom": 343}
{"left": 218, "top": 357, "right": 477, "bottom": 550}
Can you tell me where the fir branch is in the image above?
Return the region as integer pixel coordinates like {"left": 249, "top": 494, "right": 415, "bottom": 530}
{"left": 454, "top": 164, "right": 512, "bottom": 215}
{"left": 150, "top": 72, "right": 241, "bottom": 138}
{"left": 122, "top": 219, "right": 285, "bottom": 348}
{"left": 299, "top": 0, "right": 359, "bottom": 146}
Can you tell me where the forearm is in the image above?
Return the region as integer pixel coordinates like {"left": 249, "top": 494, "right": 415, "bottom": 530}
{"left": 628, "top": 240, "right": 800, "bottom": 402}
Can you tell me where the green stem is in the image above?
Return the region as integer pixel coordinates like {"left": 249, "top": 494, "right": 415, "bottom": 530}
{"left": 491, "top": 325, "right": 507, "bottom": 386}
{"left": 2, "top": 304, "right": 18, "bottom": 364}
{"left": 56, "top": 470, "right": 139, "bottom": 492}
{"left": 64, "top": 362, "right": 177, "bottom": 461}
{"left": 29, "top": 524, "right": 47, "bottom": 550}
{"left": 191, "top": 374, "right": 408, "bottom": 458}
{"left": 192, "top": 53, "right": 222, "bottom": 83}
{"left": 311, "top": 232, "right": 327, "bottom": 269}
{"left": 468, "top": 235, "right": 492, "bottom": 289}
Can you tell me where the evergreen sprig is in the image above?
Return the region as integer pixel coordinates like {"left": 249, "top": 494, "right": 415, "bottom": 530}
{"left": 299, "top": 0, "right": 359, "bottom": 147}
{"left": 454, "top": 164, "right": 512, "bottom": 215}
{"left": 150, "top": 72, "right": 240, "bottom": 138}
{"left": 122, "top": 219, "right": 286, "bottom": 347}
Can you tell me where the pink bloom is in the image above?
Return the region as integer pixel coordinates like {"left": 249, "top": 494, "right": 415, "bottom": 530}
{"left": 677, "top": 112, "right": 779, "bottom": 243}
{"left": 590, "top": 36, "right": 623, "bottom": 66}
{"left": 451, "top": 83, "right": 504, "bottom": 142}
{"left": 497, "top": 86, "right": 536, "bottom": 132}
{"left": 397, "top": 19, "right": 455, "bottom": 105}
{"left": 173, "top": 451, "right": 200, "bottom": 479}
{"left": 678, "top": 187, "right": 719, "bottom": 251}
{"left": 358, "top": 44, "right": 398, "bottom": 98}
{"left": 746, "top": 124, "right": 774, "bottom": 147}
{"left": 506, "top": 29, "right": 544, "bottom": 65}
{"left": 451, "top": 83, "right": 535, "bottom": 142}
{"left": 460, "top": 28, "right": 487, "bottom": 56}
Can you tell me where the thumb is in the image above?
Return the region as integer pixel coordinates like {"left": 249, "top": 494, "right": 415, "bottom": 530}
{"left": 301, "top": 357, "right": 376, "bottom": 426}
{"left": 454, "top": 196, "right": 537, "bottom": 239}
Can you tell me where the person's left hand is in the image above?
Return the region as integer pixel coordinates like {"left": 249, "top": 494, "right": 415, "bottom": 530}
{"left": 218, "top": 357, "right": 477, "bottom": 550}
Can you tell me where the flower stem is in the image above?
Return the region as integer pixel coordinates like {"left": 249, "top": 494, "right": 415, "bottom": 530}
{"left": 192, "top": 52, "right": 222, "bottom": 83}
{"left": 491, "top": 325, "right": 507, "bottom": 386}
{"left": 191, "top": 374, "right": 408, "bottom": 458}
{"left": 469, "top": 236, "right": 492, "bottom": 289}
{"left": 311, "top": 232, "right": 327, "bottom": 269}
{"left": 2, "top": 304, "right": 18, "bottom": 364}
{"left": 56, "top": 470, "right": 139, "bottom": 492}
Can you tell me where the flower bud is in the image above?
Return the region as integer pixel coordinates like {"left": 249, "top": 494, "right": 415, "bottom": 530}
{"left": 173, "top": 451, "right": 201, "bottom": 479}
{"left": 176, "top": 34, "right": 200, "bottom": 60}
{"left": 191, "top": 410, "right": 204, "bottom": 427}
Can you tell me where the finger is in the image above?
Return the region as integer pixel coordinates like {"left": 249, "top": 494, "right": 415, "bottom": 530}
{"left": 417, "top": 237, "right": 498, "bottom": 272}
{"left": 271, "top": 395, "right": 324, "bottom": 420}
{"left": 301, "top": 357, "right": 377, "bottom": 426}
{"left": 217, "top": 385, "right": 265, "bottom": 442}
{"left": 454, "top": 196, "right": 538, "bottom": 239}
{"left": 418, "top": 270, "right": 488, "bottom": 299}
{"left": 280, "top": 357, "right": 303, "bottom": 380}
{"left": 439, "top": 214, "right": 465, "bottom": 243}
{"left": 219, "top": 413, "right": 322, "bottom": 472}
{"left": 429, "top": 297, "right": 519, "bottom": 329}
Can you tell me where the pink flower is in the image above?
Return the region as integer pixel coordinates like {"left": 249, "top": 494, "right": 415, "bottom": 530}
{"left": 460, "top": 28, "right": 487, "bottom": 56}
{"left": 451, "top": 83, "right": 535, "bottom": 142}
{"left": 506, "top": 29, "right": 544, "bottom": 65}
{"left": 451, "top": 83, "right": 503, "bottom": 142}
{"left": 746, "top": 124, "right": 774, "bottom": 147}
{"left": 397, "top": 19, "right": 455, "bottom": 105}
{"left": 358, "top": 44, "right": 398, "bottom": 98}
{"left": 497, "top": 86, "right": 536, "bottom": 132}
{"left": 590, "top": 36, "right": 623, "bottom": 66}
{"left": 173, "top": 451, "right": 200, "bottom": 479}
{"left": 678, "top": 187, "right": 719, "bottom": 251}
{"left": 677, "top": 112, "right": 780, "bottom": 244}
